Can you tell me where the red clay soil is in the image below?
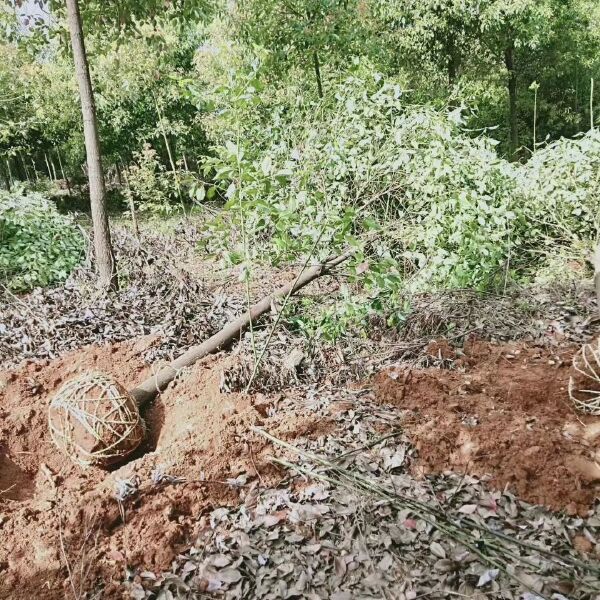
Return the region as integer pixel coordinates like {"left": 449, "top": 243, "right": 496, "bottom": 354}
{"left": 3, "top": 335, "right": 600, "bottom": 599}
{"left": 373, "top": 337, "right": 600, "bottom": 516}
{"left": 0, "top": 338, "right": 324, "bottom": 600}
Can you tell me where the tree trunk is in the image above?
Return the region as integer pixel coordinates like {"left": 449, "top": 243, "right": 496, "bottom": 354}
{"left": 57, "top": 151, "right": 72, "bottom": 195}
{"left": 66, "top": 0, "right": 118, "bottom": 290}
{"left": 592, "top": 243, "right": 600, "bottom": 314}
{"left": 155, "top": 97, "right": 186, "bottom": 216}
{"left": 19, "top": 151, "right": 30, "bottom": 182}
{"left": 44, "top": 152, "right": 54, "bottom": 181}
{"left": 130, "top": 251, "right": 351, "bottom": 406}
{"left": 6, "top": 159, "right": 13, "bottom": 190}
{"left": 313, "top": 50, "right": 324, "bottom": 99}
{"left": 447, "top": 41, "right": 460, "bottom": 88}
{"left": 591, "top": 77, "right": 595, "bottom": 130}
{"left": 504, "top": 41, "right": 519, "bottom": 159}
{"left": 115, "top": 161, "right": 123, "bottom": 187}
{"left": 31, "top": 158, "right": 38, "bottom": 181}
{"left": 50, "top": 155, "right": 58, "bottom": 181}
{"left": 122, "top": 165, "right": 141, "bottom": 242}
{"left": 2, "top": 162, "right": 10, "bottom": 191}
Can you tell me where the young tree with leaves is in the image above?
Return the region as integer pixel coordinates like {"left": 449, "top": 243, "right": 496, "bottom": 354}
{"left": 479, "top": 0, "right": 561, "bottom": 157}
{"left": 371, "top": 0, "right": 482, "bottom": 90}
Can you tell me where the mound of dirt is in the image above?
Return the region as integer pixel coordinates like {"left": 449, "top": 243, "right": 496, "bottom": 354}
{"left": 0, "top": 338, "right": 325, "bottom": 599}
{"left": 373, "top": 338, "right": 600, "bottom": 515}
{"left": 3, "top": 333, "right": 600, "bottom": 597}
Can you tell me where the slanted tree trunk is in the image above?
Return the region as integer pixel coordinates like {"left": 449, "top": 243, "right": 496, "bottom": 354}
{"left": 593, "top": 242, "right": 600, "bottom": 313}
{"left": 447, "top": 42, "right": 461, "bottom": 109}
{"left": 115, "top": 161, "right": 123, "bottom": 187}
{"left": 155, "top": 97, "right": 185, "bottom": 215}
{"left": 6, "top": 159, "right": 13, "bottom": 190}
{"left": 18, "top": 151, "right": 30, "bottom": 182}
{"left": 50, "top": 155, "right": 58, "bottom": 181}
{"left": 313, "top": 50, "right": 324, "bottom": 99}
{"left": 504, "top": 41, "right": 519, "bottom": 159}
{"left": 31, "top": 158, "right": 39, "bottom": 182}
{"left": 2, "top": 161, "right": 10, "bottom": 191}
{"left": 122, "top": 164, "right": 141, "bottom": 242}
{"left": 66, "top": 0, "right": 117, "bottom": 290}
{"left": 130, "top": 251, "right": 352, "bottom": 406}
{"left": 591, "top": 77, "right": 595, "bottom": 130}
{"left": 44, "top": 152, "right": 54, "bottom": 181}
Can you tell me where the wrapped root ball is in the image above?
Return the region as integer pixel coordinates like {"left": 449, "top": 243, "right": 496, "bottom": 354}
{"left": 569, "top": 338, "right": 600, "bottom": 415}
{"left": 48, "top": 372, "right": 144, "bottom": 467}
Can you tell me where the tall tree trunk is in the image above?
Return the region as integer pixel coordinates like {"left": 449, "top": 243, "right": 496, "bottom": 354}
{"left": 2, "top": 162, "right": 10, "bottom": 191}
{"left": 18, "top": 154, "right": 27, "bottom": 181}
{"left": 313, "top": 50, "right": 324, "bottom": 99}
{"left": 155, "top": 97, "right": 185, "bottom": 215}
{"left": 504, "top": 41, "right": 519, "bottom": 159}
{"left": 123, "top": 168, "right": 141, "bottom": 242}
{"left": 447, "top": 41, "right": 460, "bottom": 88}
{"left": 19, "top": 151, "right": 30, "bottom": 182}
{"left": 115, "top": 161, "right": 123, "bottom": 187}
{"left": 447, "top": 43, "right": 460, "bottom": 109}
{"left": 66, "top": 0, "right": 117, "bottom": 290}
{"left": 6, "top": 159, "right": 13, "bottom": 190}
{"left": 44, "top": 152, "right": 54, "bottom": 181}
{"left": 31, "top": 158, "right": 38, "bottom": 182}
{"left": 50, "top": 155, "right": 58, "bottom": 181}
{"left": 591, "top": 77, "right": 595, "bottom": 130}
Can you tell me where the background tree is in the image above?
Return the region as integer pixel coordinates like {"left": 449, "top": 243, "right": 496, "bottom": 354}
{"left": 479, "top": 0, "right": 565, "bottom": 157}
{"left": 65, "top": 0, "right": 117, "bottom": 289}
{"left": 234, "top": 0, "right": 365, "bottom": 98}
{"left": 369, "top": 0, "right": 482, "bottom": 91}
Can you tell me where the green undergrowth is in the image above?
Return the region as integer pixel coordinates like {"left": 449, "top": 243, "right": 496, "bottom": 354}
{"left": 0, "top": 189, "right": 85, "bottom": 292}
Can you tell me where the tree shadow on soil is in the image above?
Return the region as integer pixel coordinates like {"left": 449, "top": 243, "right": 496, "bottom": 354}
{"left": 0, "top": 452, "right": 36, "bottom": 502}
{"left": 107, "top": 397, "right": 166, "bottom": 471}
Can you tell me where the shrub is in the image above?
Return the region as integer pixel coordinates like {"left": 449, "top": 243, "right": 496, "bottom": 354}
{"left": 0, "top": 190, "right": 85, "bottom": 291}
{"left": 124, "top": 144, "right": 174, "bottom": 216}
{"left": 203, "top": 70, "right": 526, "bottom": 288}
{"left": 523, "top": 130, "right": 600, "bottom": 245}
{"left": 199, "top": 64, "right": 600, "bottom": 336}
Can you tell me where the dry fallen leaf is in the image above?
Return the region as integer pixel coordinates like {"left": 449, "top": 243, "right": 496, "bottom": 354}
{"left": 572, "top": 534, "right": 593, "bottom": 553}
{"left": 476, "top": 568, "right": 499, "bottom": 587}
{"left": 216, "top": 567, "right": 242, "bottom": 584}
{"left": 430, "top": 542, "right": 446, "bottom": 559}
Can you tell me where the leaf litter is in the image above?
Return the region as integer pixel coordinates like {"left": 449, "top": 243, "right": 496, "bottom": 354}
{"left": 1, "top": 223, "right": 600, "bottom": 598}
{"left": 0, "top": 226, "right": 240, "bottom": 367}
{"left": 137, "top": 384, "right": 600, "bottom": 600}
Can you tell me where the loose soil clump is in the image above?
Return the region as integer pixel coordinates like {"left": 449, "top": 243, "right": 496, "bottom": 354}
{"left": 0, "top": 338, "right": 325, "bottom": 599}
{"left": 373, "top": 337, "right": 600, "bottom": 515}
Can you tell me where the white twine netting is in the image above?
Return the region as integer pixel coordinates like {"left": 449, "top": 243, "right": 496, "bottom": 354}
{"left": 48, "top": 371, "right": 144, "bottom": 467}
{"left": 568, "top": 338, "right": 600, "bottom": 415}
